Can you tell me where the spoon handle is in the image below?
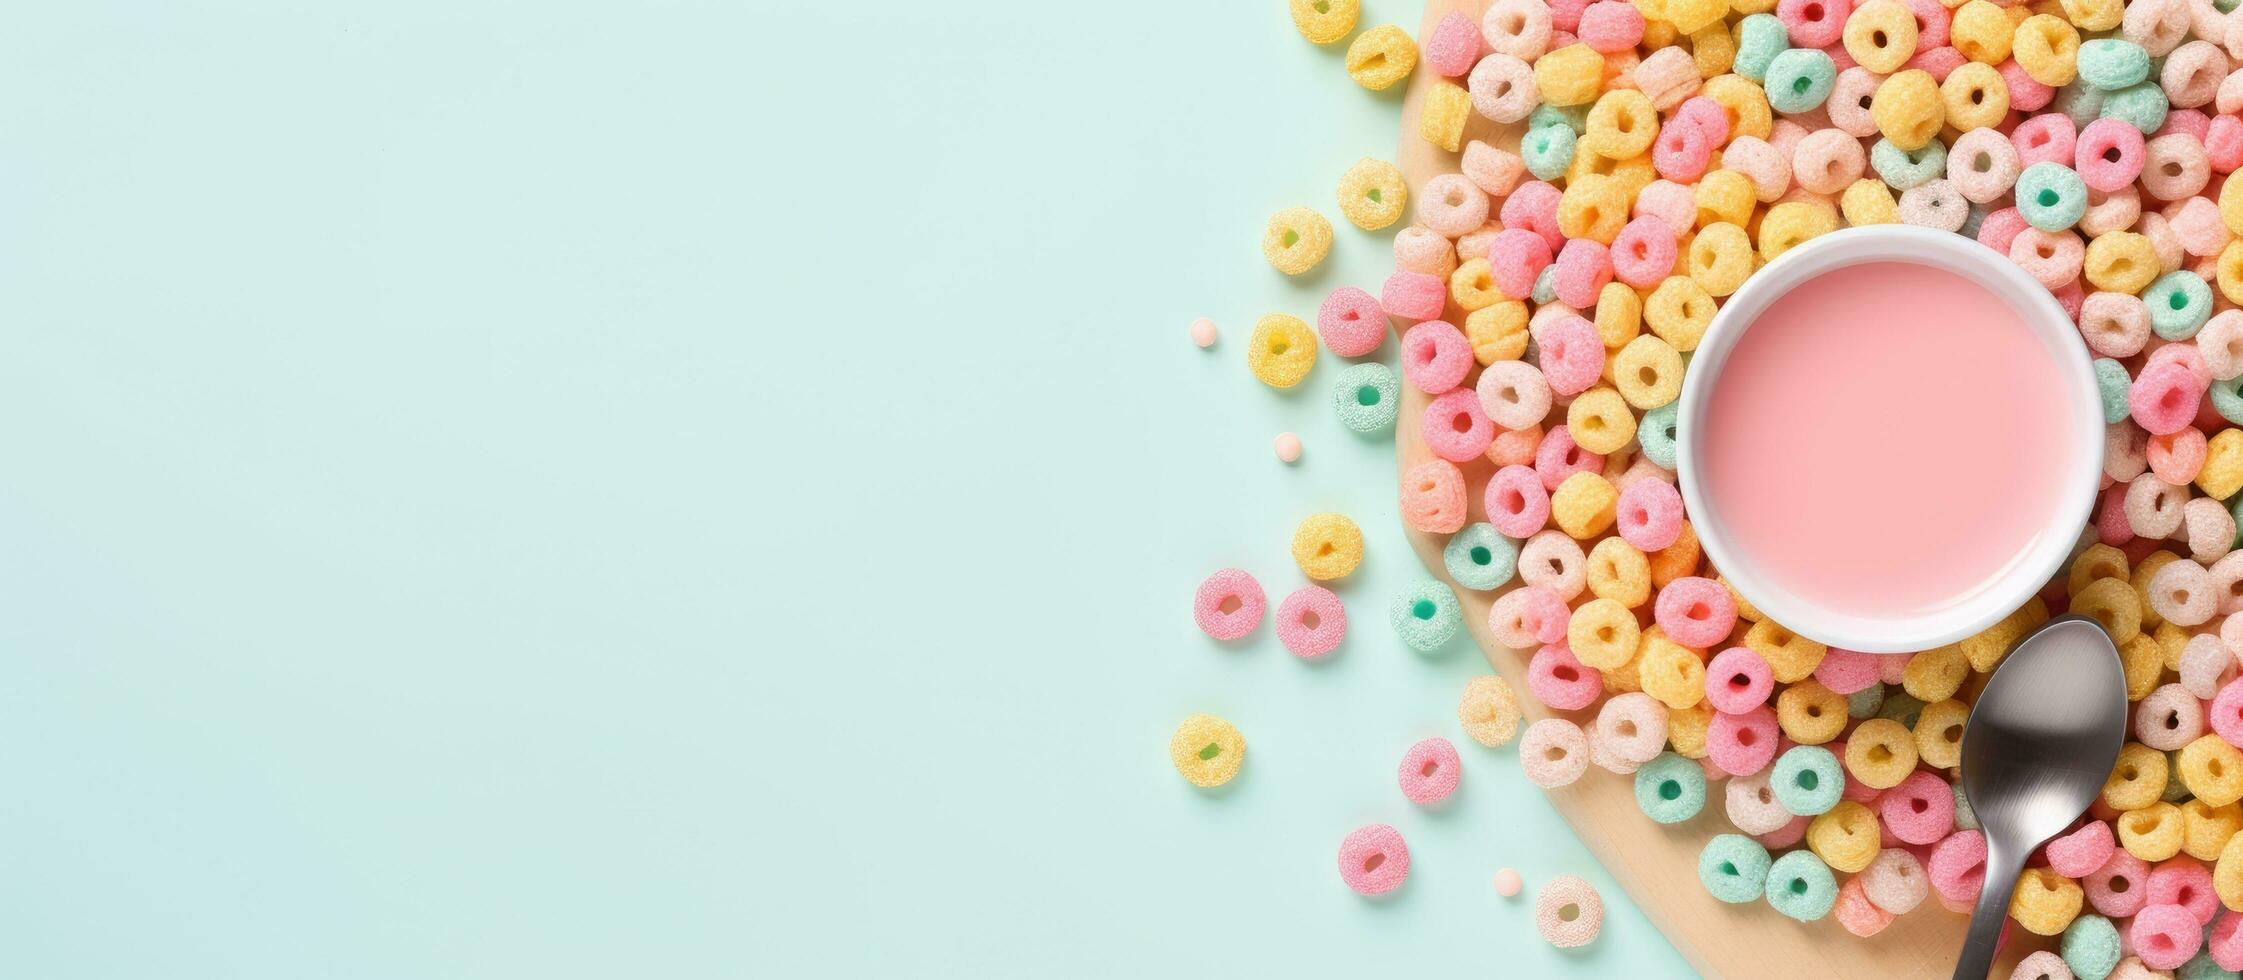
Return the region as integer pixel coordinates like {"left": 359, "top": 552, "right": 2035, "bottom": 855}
{"left": 1952, "top": 846, "right": 2025, "bottom": 980}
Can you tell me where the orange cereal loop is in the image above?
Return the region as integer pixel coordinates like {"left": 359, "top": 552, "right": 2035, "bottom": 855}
{"left": 1701, "top": 73, "right": 1773, "bottom": 142}
{"left": 2070, "top": 543, "right": 2131, "bottom": 594}
{"left": 2071, "top": 577, "right": 2143, "bottom": 645}
{"left": 2219, "top": 239, "right": 2243, "bottom": 306}
{"left": 1647, "top": 520, "right": 1700, "bottom": 587}
{"left": 1638, "top": 638, "right": 1708, "bottom": 710}
{"left": 1843, "top": 719, "right": 1919, "bottom": 789}
{"left": 1602, "top": 638, "right": 1647, "bottom": 694}
{"left": 1870, "top": 69, "right": 1944, "bottom": 151}
{"left": 1558, "top": 174, "right": 1632, "bottom": 245}
{"left": 1915, "top": 698, "right": 1970, "bottom": 770}
{"left": 1459, "top": 675, "right": 1524, "bottom": 747}
{"left": 1466, "top": 302, "right": 1531, "bottom": 364}
{"left": 1902, "top": 645, "right": 1969, "bottom": 703}
{"left": 1689, "top": 23, "right": 1737, "bottom": 79}
{"left": 1587, "top": 537, "right": 1653, "bottom": 608}
{"left": 1553, "top": 470, "right": 1622, "bottom": 537}
{"left": 1776, "top": 679, "right": 1847, "bottom": 744}
{"left": 1535, "top": 43, "right": 1608, "bottom": 106}
{"left": 1949, "top": 0, "right": 2015, "bottom": 65}
{"left": 1345, "top": 25, "right": 1418, "bottom": 91}
{"left": 1450, "top": 259, "right": 1501, "bottom": 313}
{"left": 1745, "top": 619, "right": 1827, "bottom": 683}
{"left": 1420, "top": 81, "right": 1471, "bottom": 153}
{"left": 2104, "top": 741, "right": 2170, "bottom": 811}
{"left": 2153, "top": 621, "right": 2189, "bottom": 671}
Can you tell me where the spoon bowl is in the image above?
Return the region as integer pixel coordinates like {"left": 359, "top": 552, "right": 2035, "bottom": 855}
{"left": 1951, "top": 615, "right": 2129, "bottom": 979}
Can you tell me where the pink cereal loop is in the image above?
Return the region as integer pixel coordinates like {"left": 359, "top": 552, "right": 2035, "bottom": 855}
{"left": 1485, "top": 463, "right": 1553, "bottom": 538}
{"left": 1277, "top": 585, "right": 1347, "bottom": 659}
{"left": 1535, "top": 424, "right": 1606, "bottom": 491}
{"left": 1653, "top": 576, "right": 1737, "bottom": 648}
{"left": 1317, "top": 286, "right": 1388, "bottom": 358}
{"left": 1402, "top": 320, "right": 1474, "bottom": 395}
{"left": 1337, "top": 824, "right": 1411, "bottom": 896}
{"left": 1398, "top": 737, "right": 1463, "bottom": 805}
{"left": 1705, "top": 647, "right": 1775, "bottom": 714}
{"left": 1193, "top": 568, "right": 1266, "bottom": 641}
{"left": 1615, "top": 477, "right": 1684, "bottom": 551}
{"left": 1529, "top": 641, "right": 1604, "bottom": 709}
{"left": 1401, "top": 459, "right": 1470, "bottom": 534}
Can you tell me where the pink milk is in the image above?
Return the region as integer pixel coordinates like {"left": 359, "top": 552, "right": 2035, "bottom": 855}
{"left": 1698, "top": 261, "right": 2078, "bottom": 619}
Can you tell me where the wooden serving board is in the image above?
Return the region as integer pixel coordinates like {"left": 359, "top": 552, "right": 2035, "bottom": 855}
{"left": 1392, "top": 3, "right": 2042, "bottom": 975}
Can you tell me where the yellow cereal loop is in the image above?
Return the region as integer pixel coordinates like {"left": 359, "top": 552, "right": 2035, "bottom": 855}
{"left": 1776, "top": 679, "right": 1848, "bottom": 744}
{"left": 2084, "top": 232, "right": 2159, "bottom": 293}
{"left": 1612, "top": 335, "right": 1686, "bottom": 409}
{"left": 1747, "top": 619, "right": 1827, "bottom": 682}
{"left": 1694, "top": 171, "right": 1757, "bottom": 228}
{"left": 2121, "top": 635, "right": 2165, "bottom": 702}
{"left": 1536, "top": 44, "right": 1608, "bottom": 106}
{"left": 1649, "top": 521, "right": 1701, "bottom": 587}
{"left": 1950, "top": 0, "right": 2014, "bottom": 64}
{"left": 1639, "top": 635, "right": 1708, "bottom": 709}
{"left": 1553, "top": 470, "right": 1623, "bottom": 537}
{"left": 1961, "top": 598, "right": 2048, "bottom": 672}
{"left": 2224, "top": 172, "right": 2243, "bottom": 237}
{"left": 1170, "top": 713, "right": 1246, "bottom": 788}
{"left": 2008, "top": 867, "right": 2084, "bottom": 936}
{"left": 2072, "top": 578, "right": 2143, "bottom": 646}
{"left": 1720, "top": 577, "right": 1764, "bottom": 623}
{"left": 1603, "top": 636, "right": 1647, "bottom": 694}
{"left": 1840, "top": 178, "right": 1899, "bottom": 225}
{"left": 2058, "top": 0, "right": 2121, "bottom": 31}
{"left": 1808, "top": 801, "right": 1882, "bottom": 873}
{"left": 2183, "top": 800, "right": 2243, "bottom": 861}
{"left": 1902, "top": 645, "right": 1969, "bottom": 703}
{"left": 1336, "top": 158, "right": 1408, "bottom": 231}
{"left": 1587, "top": 537, "right": 1653, "bottom": 608}
{"left": 1290, "top": 0, "right": 1360, "bottom": 45}
{"left": 1844, "top": 1, "right": 1921, "bottom": 74}
{"left": 1687, "top": 222, "right": 1754, "bottom": 297}
{"left": 1664, "top": 0, "right": 1728, "bottom": 32}
{"left": 1668, "top": 702, "right": 1713, "bottom": 758}
{"left": 1565, "top": 389, "right": 1637, "bottom": 458}
{"left": 2069, "top": 543, "right": 2131, "bottom": 594}
{"left": 1248, "top": 314, "right": 1318, "bottom": 388}
{"left": 1345, "top": 25, "right": 1418, "bottom": 91}
{"left": 2221, "top": 831, "right": 2243, "bottom": 911}
{"left": 1758, "top": 201, "right": 1839, "bottom": 262}
{"left": 1844, "top": 719, "right": 1919, "bottom": 789}
{"left": 1459, "top": 675, "right": 1524, "bottom": 747}
{"left": 1871, "top": 69, "right": 1945, "bottom": 151}
{"left": 2135, "top": 553, "right": 2181, "bottom": 631}
{"left": 1569, "top": 596, "right": 1644, "bottom": 670}
{"left": 2201, "top": 428, "right": 2243, "bottom": 499}
{"left": 1690, "top": 23, "right": 1738, "bottom": 78}
{"left": 1262, "top": 208, "right": 1333, "bottom": 277}
{"left": 1728, "top": 0, "right": 1778, "bottom": 14}
{"left": 1466, "top": 302, "right": 1530, "bottom": 365}
{"left": 1646, "top": 275, "right": 1715, "bottom": 352}
{"left": 1702, "top": 74, "right": 1773, "bottom": 142}
{"left": 1594, "top": 281, "right": 1644, "bottom": 350}
{"left": 1450, "top": 259, "right": 1500, "bottom": 313}
{"left": 2011, "top": 14, "right": 2079, "bottom": 86}
{"left": 1939, "top": 62, "right": 2009, "bottom": 132}
{"left": 1420, "top": 81, "right": 1471, "bottom": 153}
{"left": 2221, "top": 240, "right": 2243, "bottom": 306}
{"left": 1292, "top": 512, "right": 1364, "bottom": 580}
{"left": 2154, "top": 621, "right": 2189, "bottom": 670}
{"left": 1640, "top": 14, "right": 1679, "bottom": 49}
{"left": 1915, "top": 698, "right": 1971, "bottom": 770}
{"left": 2182, "top": 734, "right": 2243, "bottom": 807}
{"left": 1585, "top": 89, "right": 1660, "bottom": 161}
{"left": 2105, "top": 742, "right": 2170, "bottom": 811}
{"left": 2119, "top": 802, "right": 2185, "bottom": 862}
{"left": 1559, "top": 174, "right": 1632, "bottom": 244}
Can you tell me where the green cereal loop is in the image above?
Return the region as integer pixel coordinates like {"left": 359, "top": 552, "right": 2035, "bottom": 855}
{"left": 1389, "top": 578, "right": 1462, "bottom": 652}
{"left": 2211, "top": 375, "right": 2243, "bottom": 426}
{"left": 1332, "top": 362, "right": 1401, "bottom": 434}
{"left": 1764, "top": 849, "right": 1838, "bottom": 922}
{"left": 2179, "top": 951, "right": 2235, "bottom": 980}
{"left": 2095, "top": 358, "right": 2133, "bottom": 424}
{"left": 1846, "top": 684, "right": 1885, "bottom": 720}
{"left": 2016, "top": 162, "right": 2089, "bottom": 232}
{"left": 1531, "top": 264, "right": 1560, "bottom": 305}
{"left": 1764, "top": 48, "right": 1836, "bottom": 114}
{"left": 1876, "top": 689, "right": 1927, "bottom": 728}
{"left": 2061, "top": 913, "right": 2121, "bottom": 980}
{"left": 2145, "top": 270, "right": 2213, "bottom": 340}
{"left": 2052, "top": 82, "right": 2106, "bottom": 130}
{"left": 2101, "top": 81, "right": 2170, "bottom": 135}
{"left": 2076, "top": 38, "right": 2151, "bottom": 91}
{"left": 1698, "top": 834, "right": 1773, "bottom": 904}
{"left": 1952, "top": 787, "right": 1979, "bottom": 830}
{"left": 1769, "top": 745, "right": 1844, "bottom": 816}
{"left": 1734, "top": 14, "right": 1788, "bottom": 83}
{"left": 1444, "top": 523, "right": 1520, "bottom": 591}
{"left": 1522, "top": 124, "right": 1577, "bottom": 182}
{"left": 1528, "top": 103, "right": 1588, "bottom": 134}
{"left": 1639, "top": 402, "right": 1679, "bottom": 470}
{"left": 1633, "top": 752, "right": 1708, "bottom": 824}
{"left": 1870, "top": 137, "right": 1948, "bottom": 191}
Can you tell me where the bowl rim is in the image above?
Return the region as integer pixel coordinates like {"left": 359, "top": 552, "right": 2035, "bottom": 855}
{"left": 1673, "top": 225, "right": 2104, "bottom": 654}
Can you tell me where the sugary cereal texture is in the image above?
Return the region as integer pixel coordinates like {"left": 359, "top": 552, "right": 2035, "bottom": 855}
{"left": 1459, "top": 674, "right": 1522, "bottom": 746}
{"left": 1336, "top": 158, "right": 1408, "bottom": 231}
{"left": 1333, "top": 362, "right": 1400, "bottom": 433}
{"left": 1399, "top": 736, "right": 1462, "bottom": 805}
{"left": 1700, "top": 833, "right": 1774, "bottom": 904}
{"left": 1345, "top": 25, "right": 1418, "bottom": 91}
{"left": 1291, "top": 512, "right": 1364, "bottom": 581}
{"left": 1534, "top": 874, "right": 1605, "bottom": 947}
{"left": 1390, "top": 578, "right": 1462, "bottom": 652}
{"left": 1170, "top": 713, "right": 1245, "bottom": 788}
{"left": 1338, "top": 824, "right": 1409, "bottom": 896}
{"left": 1262, "top": 208, "right": 1334, "bottom": 277}
{"left": 1194, "top": 568, "right": 1265, "bottom": 641}
{"left": 1289, "top": 0, "right": 1359, "bottom": 45}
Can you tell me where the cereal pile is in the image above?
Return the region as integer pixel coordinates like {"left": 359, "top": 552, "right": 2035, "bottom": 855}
{"left": 1175, "top": 0, "right": 2243, "bottom": 972}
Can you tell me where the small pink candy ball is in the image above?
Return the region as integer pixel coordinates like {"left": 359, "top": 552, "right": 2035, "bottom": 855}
{"left": 1274, "top": 432, "right": 1303, "bottom": 463}
{"left": 1190, "top": 317, "right": 1218, "bottom": 348}
{"left": 1494, "top": 868, "right": 1523, "bottom": 897}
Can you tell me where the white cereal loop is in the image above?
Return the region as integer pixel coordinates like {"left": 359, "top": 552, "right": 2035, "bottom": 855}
{"left": 1594, "top": 692, "right": 1670, "bottom": 764}
{"left": 2107, "top": 423, "right": 2150, "bottom": 484}
{"left": 2149, "top": 557, "right": 2219, "bottom": 627}
{"left": 1726, "top": 769, "right": 1793, "bottom": 835}
{"left": 1520, "top": 530, "right": 1589, "bottom": 601}
{"left": 2188, "top": 496, "right": 2237, "bottom": 564}
{"left": 1469, "top": 53, "right": 1540, "bottom": 124}
{"left": 2199, "top": 310, "right": 2243, "bottom": 380}
{"left": 1521, "top": 718, "right": 1590, "bottom": 789}
{"left": 2136, "top": 683, "right": 2206, "bottom": 750}
{"left": 1861, "top": 848, "right": 1928, "bottom": 914}
{"left": 1534, "top": 875, "right": 1605, "bottom": 948}
{"left": 1418, "top": 173, "right": 1491, "bottom": 239}
{"left": 2009, "top": 950, "right": 2073, "bottom": 980}
{"left": 2125, "top": 472, "right": 2189, "bottom": 539}
{"left": 2211, "top": 552, "right": 2243, "bottom": 615}
{"left": 2181, "top": 633, "right": 2236, "bottom": 698}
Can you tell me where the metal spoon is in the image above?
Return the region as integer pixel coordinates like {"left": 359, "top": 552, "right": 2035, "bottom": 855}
{"left": 1951, "top": 615, "right": 2128, "bottom": 980}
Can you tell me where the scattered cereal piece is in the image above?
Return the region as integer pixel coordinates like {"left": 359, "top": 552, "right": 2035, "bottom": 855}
{"left": 1338, "top": 824, "right": 1409, "bottom": 896}
{"left": 1289, "top": 0, "right": 1359, "bottom": 45}
{"left": 1193, "top": 568, "right": 1265, "bottom": 641}
{"left": 1170, "top": 713, "right": 1245, "bottom": 788}
{"left": 1459, "top": 674, "right": 1523, "bottom": 747}
{"left": 1534, "top": 875, "right": 1605, "bottom": 947}
{"left": 1262, "top": 208, "right": 1334, "bottom": 277}
{"left": 1345, "top": 25, "right": 1418, "bottom": 91}
{"left": 1390, "top": 578, "right": 1462, "bottom": 652}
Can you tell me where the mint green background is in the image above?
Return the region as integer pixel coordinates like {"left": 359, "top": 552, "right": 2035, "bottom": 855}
{"left": 0, "top": 2, "right": 1695, "bottom": 976}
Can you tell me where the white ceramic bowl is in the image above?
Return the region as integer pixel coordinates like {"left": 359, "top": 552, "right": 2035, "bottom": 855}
{"left": 1674, "top": 226, "right": 2103, "bottom": 654}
